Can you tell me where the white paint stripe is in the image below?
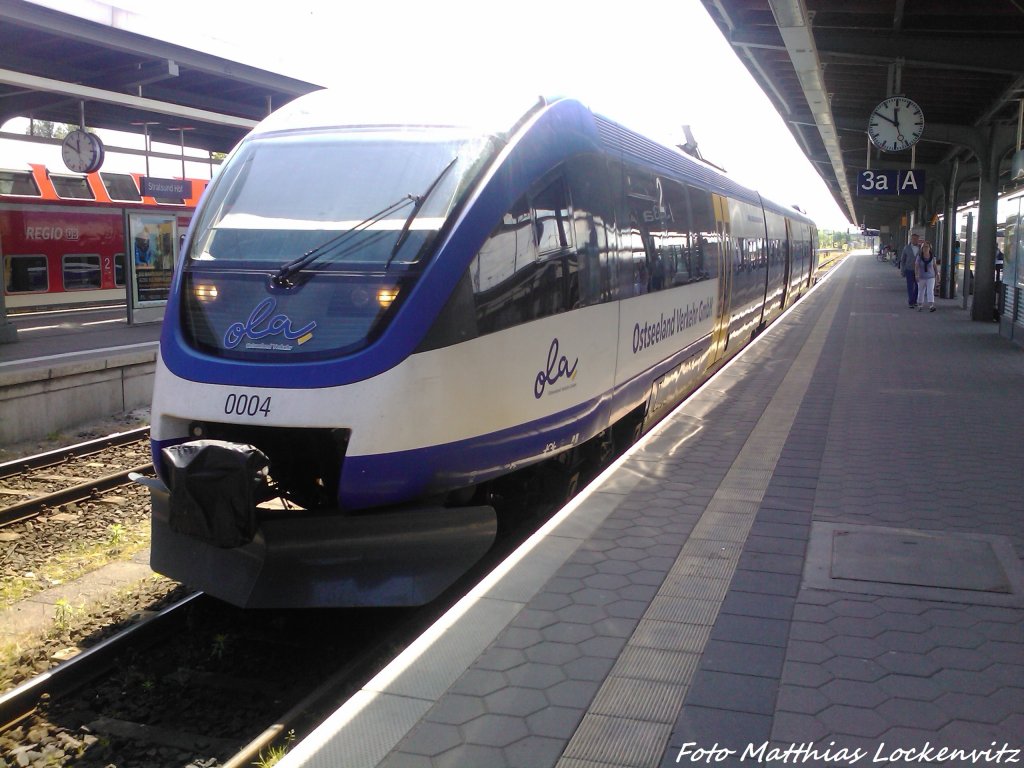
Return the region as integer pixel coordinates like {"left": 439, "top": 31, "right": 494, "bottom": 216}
{"left": 0, "top": 341, "right": 158, "bottom": 368}
{"left": 8, "top": 304, "right": 125, "bottom": 318}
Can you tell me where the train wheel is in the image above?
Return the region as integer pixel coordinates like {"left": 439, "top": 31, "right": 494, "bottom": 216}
{"left": 445, "top": 485, "right": 480, "bottom": 507}
{"left": 536, "top": 459, "right": 580, "bottom": 509}
{"left": 591, "top": 428, "right": 616, "bottom": 466}
{"left": 611, "top": 406, "right": 646, "bottom": 454}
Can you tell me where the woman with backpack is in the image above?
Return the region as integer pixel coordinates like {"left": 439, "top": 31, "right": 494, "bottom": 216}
{"left": 916, "top": 241, "right": 938, "bottom": 312}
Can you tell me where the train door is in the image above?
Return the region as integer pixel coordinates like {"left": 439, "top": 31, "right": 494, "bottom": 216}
{"left": 707, "top": 192, "right": 732, "bottom": 366}
{"left": 783, "top": 219, "right": 796, "bottom": 308}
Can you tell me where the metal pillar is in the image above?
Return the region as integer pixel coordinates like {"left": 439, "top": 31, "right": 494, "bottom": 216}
{"left": 971, "top": 129, "right": 1000, "bottom": 321}
{"left": 0, "top": 238, "right": 17, "bottom": 343}
{"left": 941, "top": 160, "right": 958, "bottom": 299}
{"left": 963, "top": 213, "right": 974, "bottom": 311}
{"left": 0, "top": 299, "right": 18, "bottom": 344}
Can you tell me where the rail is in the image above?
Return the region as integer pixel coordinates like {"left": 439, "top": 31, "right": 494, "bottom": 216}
{"left": 0, "top": 463, "right": 154, "bottom": 528}
{"left": 816, "top": 247, "right": 847, "bottom": 273}
{"left": 0, "top": 593, "right": 203, "bottom": 733}
{"left": 0, "top": 427, "right": 153, "bottom": 527}
{"left": 0, "top": 427, "right": 150, "bottom": 480}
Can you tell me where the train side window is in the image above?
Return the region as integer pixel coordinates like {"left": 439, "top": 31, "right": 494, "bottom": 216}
{"left": 623, "top": 214, "right": 651, "bottom": 295}
{"left": 623, "top": 167, "right": 696, "bottom": 295}
{"left": 114, "top": 253, "right": 126, "bottom": 287}
{"left": 471, "top": 195, "right": 535, "bottom": 334}
{"left": 533, "top": 177, "right": 573, "bottom": 256}
{"left": 101, "top": 173, "right": 142, "bottom": 202}
{"left": 532, "top": 174, "right": 579, "bottom": 313}
{"left": 687, "top": 186, "right": 720, "bottom": 283}
{"left": 4, "top": 254, "right": 48, "bottom": 293}
{"left": 50, "top": 174, "right": 95, "bottom": 200}
{"left": 62, "top": 254, "right": 102, "bottom": 290}
{"left": 564, "top": 154, "right": 613, "bottom": 306}
{"left": 472, "top": 195, "right": 534, "bottom": 289}
{"left": 623, "top": 170, "right": 664, "bottom": 295}
{"left": 471, "top": 175, "right": 577, "bottom": 335}
{"left": 744, "top": 239, "right": 757, "bottom": 271}
{"left": 0, "top": 170, "right": 40, "bottom": 196}
{"left": 650, "top": 178, "right": 692, "bottom": 290}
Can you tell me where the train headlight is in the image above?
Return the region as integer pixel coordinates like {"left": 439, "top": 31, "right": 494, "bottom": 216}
{"left": 377, "top": 286, "right": 399, "bottom": 308}
{"left": 194, "top": 283, "right": 219, "bottom": 302}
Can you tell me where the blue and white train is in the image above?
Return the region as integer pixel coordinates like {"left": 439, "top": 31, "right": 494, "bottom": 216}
{"left": 144, "top": 92, "right": 818, "bottom": 608}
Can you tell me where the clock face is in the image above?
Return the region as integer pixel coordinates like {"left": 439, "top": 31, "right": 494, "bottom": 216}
{"left": 868, "top": 97, "right": 925, "bottom": 152}
{"left": 61, "top": 129, "right": 104, "bottom": 173}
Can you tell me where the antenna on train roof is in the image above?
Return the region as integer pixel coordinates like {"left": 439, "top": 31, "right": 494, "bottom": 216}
{"left": 676, "top": 125, "right": 727, "bottom": 174}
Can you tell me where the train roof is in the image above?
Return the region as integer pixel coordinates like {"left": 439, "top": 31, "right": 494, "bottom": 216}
{"left": 1, "top": 163, "right": 207, "bottom": 207}
{"left": 245, "top": 91, "right": 816, "bottom": 227}
{"left": 589, "top": 111, "right": 814, "bottom": 226}
{"left": 249, "top": 89, "right": 546, "bottom": 137}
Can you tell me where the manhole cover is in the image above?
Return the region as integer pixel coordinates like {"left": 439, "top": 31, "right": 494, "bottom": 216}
{"left": 831, "top": 530, "right": 1011, "bottom": 593}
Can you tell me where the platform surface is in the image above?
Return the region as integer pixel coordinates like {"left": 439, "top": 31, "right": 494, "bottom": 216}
{"left": 203, "top": 254, "right": 1024, "bottom": 766}
{"left": 0, "top": 305, "right": 159, "bottom": 375}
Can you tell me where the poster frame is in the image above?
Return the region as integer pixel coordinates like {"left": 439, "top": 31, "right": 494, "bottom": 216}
{"left": 124, "top": 210, "right": 179, "bottom": 325}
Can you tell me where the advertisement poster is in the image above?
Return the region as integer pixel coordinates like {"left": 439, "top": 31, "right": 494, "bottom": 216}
{"left": 126, "top": 211, "right": 177, "bottom": 317}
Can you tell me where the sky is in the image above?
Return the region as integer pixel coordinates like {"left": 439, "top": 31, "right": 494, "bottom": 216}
{"left": 2, "top": 0, "right": 854, "bottom": 230}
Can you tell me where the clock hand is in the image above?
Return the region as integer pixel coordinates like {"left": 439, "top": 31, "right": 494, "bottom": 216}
{"left": 876, "top": 110, "right": 900, "bottom": 128}
{"left": 894, "top": 107, "right": 907, "bottom": 143}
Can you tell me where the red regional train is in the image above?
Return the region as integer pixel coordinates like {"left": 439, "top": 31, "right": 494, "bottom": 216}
{"left": 1, "top": 163, "right": 207, "bottom": 309}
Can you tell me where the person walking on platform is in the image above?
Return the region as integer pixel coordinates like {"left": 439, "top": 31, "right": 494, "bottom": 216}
{"left": 916, "top": 240, "right": 938, "bottom": 312}
{"left": 900, "top": 232, "right": 922, "bottom": 307}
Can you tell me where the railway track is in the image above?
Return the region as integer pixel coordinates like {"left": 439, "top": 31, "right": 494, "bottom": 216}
{"left": 0, "top": 428, "right": 150, "bottom": 479}
{"left": 0, "top": 428, "right": 153, "bottom": 528}
{"left": 0, "top": 569, "right": 477, "bottom": 767}
{"left": 0, "top": 423, "right": 601, "bottom": 766}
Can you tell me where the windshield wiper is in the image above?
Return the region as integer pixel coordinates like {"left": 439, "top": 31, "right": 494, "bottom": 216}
{"left": 384, "top": 157, "right": 459, "bottom": 270}
{"left": 271, "top": 195, "right": 416, "bottom": 287}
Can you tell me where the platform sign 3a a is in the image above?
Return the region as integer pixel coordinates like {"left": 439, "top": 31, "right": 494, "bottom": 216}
{"left": 856, "top": 169, "right": 926, "bottom": 196}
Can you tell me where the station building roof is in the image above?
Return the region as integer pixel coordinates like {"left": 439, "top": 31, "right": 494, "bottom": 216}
{"left": 0, "top": 0, "right": 322, "bottom": 156}
{"left": 700, "top": 0, "right": 1024, "bottom": 230}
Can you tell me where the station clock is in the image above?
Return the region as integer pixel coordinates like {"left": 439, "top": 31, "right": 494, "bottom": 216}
{"left": 868, "top": 96, "right": 925, "bottom": 152}
{"left": 61, "top": 128, "right": 105, "bottom": 174}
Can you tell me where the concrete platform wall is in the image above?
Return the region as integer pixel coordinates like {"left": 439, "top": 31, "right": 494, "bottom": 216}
{"left": 0, "top": 350, "right": 156, "bottom": 444}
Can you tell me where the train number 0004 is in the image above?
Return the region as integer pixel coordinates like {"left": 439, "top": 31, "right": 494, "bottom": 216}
{"left": 224, "top": 393, "right": 272, "bottom": 417}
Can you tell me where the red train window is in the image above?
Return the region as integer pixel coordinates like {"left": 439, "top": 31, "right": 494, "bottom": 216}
{"left": 51, "top": 174, "right": 95, "bottom": 200}
{"left": 0, "top": 170, "right": 40, "bottom": 197}
{"left": 5, "top": 254, "right": 48, "bottom": 292}
{"left": 62, "top": 254, "right": 101, "bottom": 289}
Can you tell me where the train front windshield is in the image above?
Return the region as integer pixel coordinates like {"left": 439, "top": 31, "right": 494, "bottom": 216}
{"left": 180, "top": 128, "right": 495, "bottom": 360}
{"left": 189, "top": 129, "right": 492, "bottom": 268}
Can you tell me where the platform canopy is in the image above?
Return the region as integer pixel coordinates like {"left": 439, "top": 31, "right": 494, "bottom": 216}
{"left": 701, "top": 0, "right": 1024, "bottom": 231}
{"left": 0, "top": 0, "right": 322, "bottom": 155}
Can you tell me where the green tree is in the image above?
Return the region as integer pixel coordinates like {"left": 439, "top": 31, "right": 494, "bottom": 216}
{"left": 26, "top": 120, "right": 74, "bottom": 139}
